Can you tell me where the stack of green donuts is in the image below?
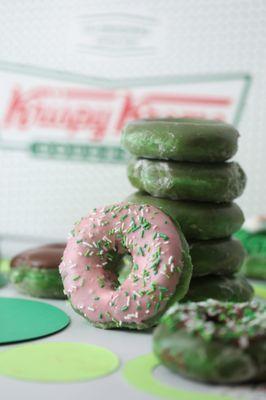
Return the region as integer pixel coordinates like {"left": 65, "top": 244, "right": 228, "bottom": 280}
{"left": 122, "top": 118, "right": 253, "bottom": 303}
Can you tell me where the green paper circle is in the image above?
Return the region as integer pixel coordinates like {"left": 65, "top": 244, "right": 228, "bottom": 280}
{"left": 0, "top": 342, "right": 119, "bottom": 382}
{"left": 253, "top": 282, "right": 266, "bottom": 300}
{"left": 123, "top": 353, "right": 233, "bottom": 400}
{"left": 0, "top": 297, "right": 70, "bottom": 344}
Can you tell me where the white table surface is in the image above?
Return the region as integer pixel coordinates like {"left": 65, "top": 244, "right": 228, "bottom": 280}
{"left": 0, "top": 285, "right": 265, "bottom": 400}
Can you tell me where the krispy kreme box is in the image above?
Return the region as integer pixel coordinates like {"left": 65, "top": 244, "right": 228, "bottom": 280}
{"left": 0, "top": 0, "right": 265, "bottom": 256}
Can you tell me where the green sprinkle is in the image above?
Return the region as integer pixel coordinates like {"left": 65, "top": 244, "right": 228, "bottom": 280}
{"left": 97, "top": 277, "right": 105, "bottom": 288}
{"left": 94, "top": 296, "right": 100, "bottom": 301}
{"left": 158, "top": 233, "right": 169, "bottom": 241}
{"left": 132, "top": 293, "right": 137, "bottom": 301}
{"left": 76, "top": 239, "right": 83, "bottom": 244}
{"left": 133, "top": 263, "right": 139, "bottom": 271}
{"left": 85, "top": 264, "right": 91, "bottom": 270}
{"left": 153, "top": 232, "right": 157, "bottom": 240}
{"left": 159, "top": 286, "right": 168, "bottom": 293}
{"left": 84, "top": 249, "right": 91, "bottom": 257}
{"left": 138, "top": 246, "right": 145, "bottom": 256}
{"left": 99, "top": 313, "right": 103, "bottom": 319}
{"left": 73, "top": 275, "right": 80, "bottom": 281}
{"left": 154, "top": 302, "right": 161, "bottom": 313}
{"left": 146, "top": 301, "right": 152, "bottom": 310}
{"left": 133, "top": 275, "right": 139, "bottom": 283}
{"left": 121, "top": 305, "right": 129, "bottom": 312}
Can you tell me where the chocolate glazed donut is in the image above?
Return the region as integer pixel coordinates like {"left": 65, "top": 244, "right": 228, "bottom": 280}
{"left": 10, "top": 243, "right": 66, "bottom": 299}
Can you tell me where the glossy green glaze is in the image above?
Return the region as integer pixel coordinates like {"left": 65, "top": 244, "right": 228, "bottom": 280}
{"left": 126, "top": 192, "right": 244, "bottom": 240}
{"left": 122, "top": 119, "right": 239, "bottom": 162}
{"left": 182, "top": 275, "right": 254, "bottom": 303}
{"left": 190, "top": 238, "right": 246, "bottom": 277}
{"left": 128, "top": 159, "right": 246, "bottom": 203}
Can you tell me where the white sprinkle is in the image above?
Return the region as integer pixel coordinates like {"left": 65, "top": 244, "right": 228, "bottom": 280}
{"left": 239, "top": 336, "right": 249, "bottom": 349}
{"left": 124, "top": 312, "right": 139, "bottom": 320}
{"left": 112, "top": 294, "right": 119, "bottom": 302}
{"left": 168, "top": 256, "right": 174, "bottom": 264}
{"left": 133, "top": 291, "right": 141, "bottom": 298}
{"left": 126, "top": 297, "right": 130, "bottom": 307}
{"left": 78, "top": 252, "right": 83, "bottom": 256}
{"left": 87, "top": 306, "right": 95, "bottom": 312}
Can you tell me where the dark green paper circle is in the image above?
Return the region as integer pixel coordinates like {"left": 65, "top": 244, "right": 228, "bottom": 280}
{"left": 0, "top": 297, "right": 70, "bottom": 344}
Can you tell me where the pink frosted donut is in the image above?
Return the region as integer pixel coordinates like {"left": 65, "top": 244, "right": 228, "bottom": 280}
{"left": 59, "top": 202, "right": 192, "bottom": 329}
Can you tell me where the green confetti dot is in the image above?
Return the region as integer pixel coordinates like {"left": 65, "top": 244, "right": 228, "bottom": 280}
{"left": 0, "top": 342, "right": 119, "bottom": 382}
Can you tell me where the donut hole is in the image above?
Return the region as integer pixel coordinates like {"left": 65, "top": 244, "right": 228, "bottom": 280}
{"left": 102, "top": 251, "right": 133, "bottom": 288}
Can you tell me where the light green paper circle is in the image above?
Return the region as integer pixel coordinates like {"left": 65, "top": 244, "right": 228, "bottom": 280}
{"left": 0, "top": 342, "right": 120, "bottom": 382}
{"left": 123, "top": 353, "right": 233, "bottom": 400}
{"left": 253, "top": 282, "right": 266, "bottom": 299}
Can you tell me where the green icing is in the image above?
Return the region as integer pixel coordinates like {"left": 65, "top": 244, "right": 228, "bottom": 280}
{"left": 182, "top": 275, "right": 254, "bottom": 303}
{"left": 114, "top": 238, "right": 245, "bottom": 280}
{"left": 189, "top": 238, "right": 246, "bottom": 277}
{"left": 235, "top": 229, "right": 266, "bottom": 256}
{"left": 235, "top": 229, "right": 266, "bottom": 280}
{"left": 10, "top": 265, "right": 66, "bottom": 299}
{"left": 127, "top": 159, "right": 246, "bottom": 203}
{"left": 126, "top": 192, "right": 244, "bottom": 240}
{"left": 122, "top": 118, "right": 238, "bottom": 163}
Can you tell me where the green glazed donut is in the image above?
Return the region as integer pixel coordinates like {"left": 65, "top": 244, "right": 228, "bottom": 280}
{"left": 128, "top": 159, "right": 246, "bottom": 203}
{"left": 190, "top": 238, "right": 246, "bottom": 277}
{"left": 235, "top": 227, "right": 266, "bottom": 280}
{"left": 122, "top": 118, "right": 239, "bottom": 162}
{"left": 116, "top": 239, "right": 245, "bottom": 280}
{"left": 153, "top": 300, "right": 266, "bottom": 383}
{"left": 10, "top": 243, "right": 66, "bottom": 299}
{"left": 182, "top": 275, "right": 254, "bottom": 303}
{"left": 0, "top": 272, "right": 8, "bottom": 288}
{"left": 126, "top": 191, "right": 244, "bottom": 240}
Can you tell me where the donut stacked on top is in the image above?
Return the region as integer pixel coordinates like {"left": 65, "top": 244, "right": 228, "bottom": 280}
{"left": 122, "top": 118, "right": 253, "bottom": 302}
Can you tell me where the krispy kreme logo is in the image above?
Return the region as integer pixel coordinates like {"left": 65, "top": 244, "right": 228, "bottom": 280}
{"left": 0, "top": 67, "right": 250, "bottom": 161}
{"left": 3, "top": 86, "right": 234, "bottom": 141}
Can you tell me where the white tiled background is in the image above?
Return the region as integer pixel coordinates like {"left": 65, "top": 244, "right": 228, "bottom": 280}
{"left": 0, "top": 0, "right": 266, "bottom": 255}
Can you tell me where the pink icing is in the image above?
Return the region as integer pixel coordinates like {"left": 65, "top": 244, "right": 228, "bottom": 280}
{"left": 59, "top": 202, "right": 183, "bottom": 327}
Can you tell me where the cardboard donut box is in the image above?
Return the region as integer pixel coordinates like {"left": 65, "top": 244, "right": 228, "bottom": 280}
{"left": 0, "top": 1, "right": 265, "bottom": 257}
